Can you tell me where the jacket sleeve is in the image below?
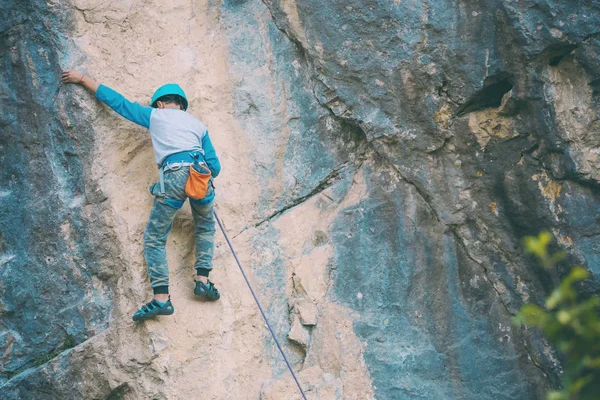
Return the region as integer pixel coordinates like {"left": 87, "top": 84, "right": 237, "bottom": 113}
{"left": 95, "top": 84, "right": 152, "bottom": 128}
{"left": 202, "top": 131, "right": 221, "bottom": 178}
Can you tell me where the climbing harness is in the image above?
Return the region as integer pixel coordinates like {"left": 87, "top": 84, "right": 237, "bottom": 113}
{"left": 158, "top": 162, "right": 191, "bottom": 195}
{"left": 157, "top": 151, "right": 205, "bottom": 196}
{"left": 214, "top": 210, "right": 308, "bottom": 400}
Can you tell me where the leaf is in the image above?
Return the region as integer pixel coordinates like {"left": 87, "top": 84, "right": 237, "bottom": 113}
{"left": 524, "top": 232, "right": 552, "bottom": 260}
{"left": 516, "top": 304, "right": 547, "bottom": 326}
{"left": 568, "top": 267, "right": 589, "bottom": 282}
{"left": 546, "top": 289, "right": 563, "bottom": 310}
{"left": 549, "top": 252, "right": 567, "bottom": 265}
{"left": 571, "top": 375, "right": 593, "bottom": 393}
{"left": 546, "top": 390, "right": 566, "bottom": 400}
{"left": 557, "top": 310, "right": 571, "bottom": 325}
{"left": 583, "top": 357, "right": 600, "bottom": 368}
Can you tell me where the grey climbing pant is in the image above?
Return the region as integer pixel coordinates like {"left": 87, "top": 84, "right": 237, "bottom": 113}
{"left": 143, "top": 166, "right": 216, "bottom": 291}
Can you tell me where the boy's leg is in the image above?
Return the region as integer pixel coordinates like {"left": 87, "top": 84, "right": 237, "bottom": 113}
{"left": 190, "top": 199, "right": 220, "bottom": 300}
{"left": 189, "top": 200, "right": 216, "bottom": 279}
{"left": 133, "top": 167, "right": 189, "bottom": 321}
{"left": 142, "top": 167, "right": 189, "bottom": 300}
{"left": 143, "top": 197, "right": 180, "bottom": 297}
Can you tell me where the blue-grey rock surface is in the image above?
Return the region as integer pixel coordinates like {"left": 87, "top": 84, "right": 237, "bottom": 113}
{"left": 1, "top": 0, "right": 599, "bottom": 399}
{"left": 0, "top": 0, "right": 118, "bottom": 388}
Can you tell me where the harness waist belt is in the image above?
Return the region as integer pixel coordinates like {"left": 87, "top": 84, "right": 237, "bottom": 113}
{"left": 161, "top": 150, "right": 204, "bottom": 167}
{"left": 158, "top": 151, "right": 207, "bottom": 196}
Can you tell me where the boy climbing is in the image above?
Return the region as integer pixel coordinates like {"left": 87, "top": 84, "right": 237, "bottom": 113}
{"left": 61, "top": 70, "right": 221, "bottom": 322}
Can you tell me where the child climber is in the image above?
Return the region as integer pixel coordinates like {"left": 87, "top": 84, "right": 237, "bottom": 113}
{"left": 61, "top": 70, "right": 221, "bottom": 322}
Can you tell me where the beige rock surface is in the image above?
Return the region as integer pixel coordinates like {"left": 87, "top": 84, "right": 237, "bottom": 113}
{"left": 544, "top": 56, "right": 600, "bottom": 184}
{"left": 294, "top": 300, "right": 318, "bottom": 327}
{"left": 59, "top": 0, "right": 374, "bottom": 398}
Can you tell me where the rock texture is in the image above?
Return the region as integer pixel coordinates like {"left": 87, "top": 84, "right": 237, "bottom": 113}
{"left": 1, "top": 0, "right": 599, "bottom": 399}
{"left": 1, "top": 0, "right": 118, "bottom": 386}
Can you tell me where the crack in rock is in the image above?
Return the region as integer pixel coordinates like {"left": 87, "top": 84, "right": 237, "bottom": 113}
{"left": 233, "top": 161, "right": 353, "bottom": 240}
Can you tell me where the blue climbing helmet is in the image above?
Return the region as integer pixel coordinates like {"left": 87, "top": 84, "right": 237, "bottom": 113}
{"left": 150, "top": 83, "right": 188, "bottom": 110}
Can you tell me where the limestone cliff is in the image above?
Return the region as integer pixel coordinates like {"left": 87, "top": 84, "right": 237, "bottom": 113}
{"left": 1, "top": 0, "right": 599, "bottom": 399}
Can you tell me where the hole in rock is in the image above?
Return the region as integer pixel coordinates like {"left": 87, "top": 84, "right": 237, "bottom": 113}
{"left": 456, "top": 73, "right": 514, "bottom": 116}
{"left": 545, "top": 43, "right": 578, "bottom": 66}
{"left": 590, "top": 78, "right": 600, "bottom": 95}
{"left": 106, "top": 383, "right": 132, "bottom": 400}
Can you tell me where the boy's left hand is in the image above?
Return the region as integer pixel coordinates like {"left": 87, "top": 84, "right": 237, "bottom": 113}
{"left": 61, "top": 70, "right": 84, "bottom": 84}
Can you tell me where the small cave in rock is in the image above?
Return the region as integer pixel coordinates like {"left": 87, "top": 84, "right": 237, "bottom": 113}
{"left": 591, "top": 78, "right": 600, "bottom": 96}
{"left": 544, "top": 43, "right": 578, "bottom": 66}
{"left": 456, "top": 73, "right": 514, "bottom": 116}
{"left": 106, "top": 383, "right": 132, "bottom": 400}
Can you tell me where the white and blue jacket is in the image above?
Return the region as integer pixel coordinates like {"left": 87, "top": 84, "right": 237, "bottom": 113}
{"left": 95, "top": 84, "right": 221, "bottom": 177}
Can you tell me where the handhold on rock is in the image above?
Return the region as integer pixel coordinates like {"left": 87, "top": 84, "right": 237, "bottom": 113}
{"left": 497, "top": 90, "right": 521, "bottom": 117}
{"left": 288, "top": 315, "right": 310, "bottom": 351}
{"left": 295, "top": 300, "right": 318, "bottom": 326}
{"left": 291, "top": 273, "right": 308, "bottom": 297}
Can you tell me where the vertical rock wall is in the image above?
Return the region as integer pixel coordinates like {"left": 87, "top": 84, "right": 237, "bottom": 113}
{"left": 1, "top": 0, "right": 599, "bottom": 399}
{"left": 1, "top": 0, "right": 118, "bottom": 387}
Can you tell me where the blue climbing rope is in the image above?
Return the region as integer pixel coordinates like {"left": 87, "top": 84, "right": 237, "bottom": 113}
{"left": 214, "top": 210, "right": 308, "bottom": 400}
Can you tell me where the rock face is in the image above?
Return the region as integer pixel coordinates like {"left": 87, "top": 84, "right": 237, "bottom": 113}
{"left": 0, "top": 0, "right": 118, "bottom": 386}
{"left": 1, "top": 0, "right": 599, "bottom": 399}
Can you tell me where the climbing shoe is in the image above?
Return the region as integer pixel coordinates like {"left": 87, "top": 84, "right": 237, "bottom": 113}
{"left": 132, "top": 298, "right": 174, "bottom": 322}
{"left": 194, "top": 280, "right": 220, "bottom": 301}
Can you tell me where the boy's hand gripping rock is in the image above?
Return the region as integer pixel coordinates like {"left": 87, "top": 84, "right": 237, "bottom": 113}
{"left": 61, "top": 70, "right": 99, "bottom": 94}
{"left": 61, "top": 70, "right": 84, "bottom": 84}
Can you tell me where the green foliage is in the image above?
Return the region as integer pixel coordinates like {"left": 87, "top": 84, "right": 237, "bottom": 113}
{"left": 31, "top": 334, "right": 76, "bottom": 368}
{"left": 515, "top": 232, "right": 600, "bottom": 400}
{"left": 5, "top": 334, "right": 77, "bottom": 381}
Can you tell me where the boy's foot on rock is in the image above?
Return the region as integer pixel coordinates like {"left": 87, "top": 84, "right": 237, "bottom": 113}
{"left": 132, "top": 298, "right": 174, "bottom": 322}
{"left": 194, "top": 280, "right": 220, "bottom": 301}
